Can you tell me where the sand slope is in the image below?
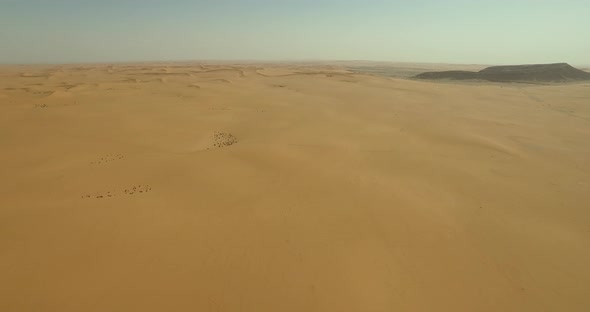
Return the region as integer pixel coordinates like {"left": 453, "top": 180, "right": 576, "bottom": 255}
{"left": 1, "top": 63, "right": 590, "bottom": 312}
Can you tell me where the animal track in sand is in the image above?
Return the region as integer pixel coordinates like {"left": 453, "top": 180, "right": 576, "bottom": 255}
{"left": 61, "top": 84, "right": 79, "bottom": 90}
{"left": 212, "top": 132, "right": 238, "bottom": 148}
{"left": 90, "top": 154, "right": 125, "bottom": 165}
{"left": 30, "top": 90, "right": 53, "bottom": 95}
{"left": 123, "top": 184, "right": 152, "bottom": 195}
{"left": 81, "top": 184, "right": 152, "bottom": 199}
{"left": 34, "top": 104, "right": 48, "bottom": 109}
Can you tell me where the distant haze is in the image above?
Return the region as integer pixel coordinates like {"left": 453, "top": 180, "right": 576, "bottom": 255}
{"left": 1, "top": 0, "right": 589, "bottom": 65}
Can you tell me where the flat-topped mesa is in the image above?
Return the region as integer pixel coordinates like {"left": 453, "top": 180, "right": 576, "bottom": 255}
{"left": 414, "top": 63, "right": 590, "bottom": 82}
{"left": 480, "top": 63, "right": 590, "bottom": 82}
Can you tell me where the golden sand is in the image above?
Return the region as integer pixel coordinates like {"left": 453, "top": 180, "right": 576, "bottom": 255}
{"left": 1, "top": 63, "right": 589, "bottom": 311}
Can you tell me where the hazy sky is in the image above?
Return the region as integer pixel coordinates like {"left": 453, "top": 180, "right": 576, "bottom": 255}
{"left": 1, "top": 0, "right": 589, "bottom": 64}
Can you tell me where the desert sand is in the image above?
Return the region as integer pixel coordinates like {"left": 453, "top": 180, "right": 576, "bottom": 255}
{"left": 1, "top": 62, "right": 589, "bottom": 311}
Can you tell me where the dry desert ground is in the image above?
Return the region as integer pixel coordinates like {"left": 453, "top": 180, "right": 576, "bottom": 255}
{"left": 1, "top": 63, "right": 590, "bottom": 311}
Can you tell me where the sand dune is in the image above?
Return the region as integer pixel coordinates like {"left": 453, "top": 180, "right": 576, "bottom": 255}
{"left": 1, "top": 63, "right": 589, "bottom": 312}
{"left": 256, "top": 67, "right": 299, "bottom": 76}
{"left": 191, "top": 68, "right": 246, "bottom": 79}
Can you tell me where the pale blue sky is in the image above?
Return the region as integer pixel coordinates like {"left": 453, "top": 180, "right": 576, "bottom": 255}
{"left": 1, "top": 0, "right": 589, "bottom": 64}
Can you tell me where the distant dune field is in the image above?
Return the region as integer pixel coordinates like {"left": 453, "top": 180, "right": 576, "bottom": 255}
{"left": 1, "top": 63, "right": 589, "bottom": 311}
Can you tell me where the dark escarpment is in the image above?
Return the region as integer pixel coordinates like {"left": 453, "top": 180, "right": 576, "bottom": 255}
{"left": 414, "top": 63, "right": 590, "bottom": 82}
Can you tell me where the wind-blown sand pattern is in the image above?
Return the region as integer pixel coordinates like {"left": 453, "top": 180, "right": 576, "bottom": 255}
{"left": 1, "top": 63, "right": 590, "bottom": 311}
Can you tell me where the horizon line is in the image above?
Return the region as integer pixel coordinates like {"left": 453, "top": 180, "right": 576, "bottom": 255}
{"left": 1, "top": 59, "right": 588, "bottom": 67}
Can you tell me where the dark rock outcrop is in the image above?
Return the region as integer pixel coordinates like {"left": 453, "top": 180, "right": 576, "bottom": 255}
{"left": 414, "top": 63, "right": 590, "bottom": 82}
{"left": 414, "top": 70, "right": 478, "bottom": 80}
